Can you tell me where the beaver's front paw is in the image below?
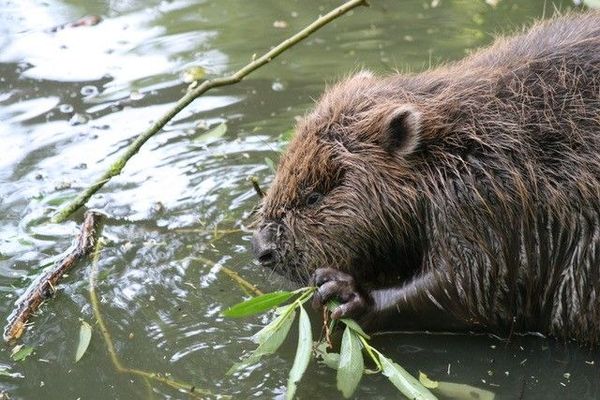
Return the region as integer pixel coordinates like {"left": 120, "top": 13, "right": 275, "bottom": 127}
{"left": 310, "top": 268, "right": 372, "bottom": 320}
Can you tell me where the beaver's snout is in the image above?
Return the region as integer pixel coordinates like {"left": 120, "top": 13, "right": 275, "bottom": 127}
{"left": 251, "top": 224, "right": 279, "bottom": 266}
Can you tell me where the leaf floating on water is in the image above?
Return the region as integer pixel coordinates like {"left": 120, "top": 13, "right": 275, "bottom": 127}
{"left": 11, "top": 345, "right": 34, "bottom": 362}
{"left": 181, "top": 66, "right": 206, "bottom": 83}
{"left": 194, "top": 122, "right": 227, "bottom": 143}
{"left": 378, "top": 353, "right": 437, "bottom": 400}
{"left": 223, "top": 291, "right": 294, "bottom": 318}
{"left": 75, "top": 320, "right": 92, "bottom": 362}
{"left": 286, "top": 306, "right": 312, "bottom": 400}
{"left": 336, "top": 326, "right": 364, "bottom": 398}
{"left": 419, "top": 372, "right": 495, "bottom": 400}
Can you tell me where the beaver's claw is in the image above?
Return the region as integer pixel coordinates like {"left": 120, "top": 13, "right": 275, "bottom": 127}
{"left": 310, "top": 268, "right": 371, "bottom": 320}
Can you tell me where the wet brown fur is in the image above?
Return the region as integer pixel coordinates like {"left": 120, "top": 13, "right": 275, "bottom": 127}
{"left": 256, "top": 12, "right": 600, "bottom": 343}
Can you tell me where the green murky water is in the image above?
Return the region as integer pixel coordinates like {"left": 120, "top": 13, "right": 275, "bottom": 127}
{"left": 1, "top": 1, "right": 599, "bottom": 399}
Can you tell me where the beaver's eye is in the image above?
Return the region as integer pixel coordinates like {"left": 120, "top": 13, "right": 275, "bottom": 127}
{"left": 305, "top": 192, "right": 323, "bottom": 207}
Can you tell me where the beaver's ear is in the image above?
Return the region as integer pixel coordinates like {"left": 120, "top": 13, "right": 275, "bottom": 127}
{"left": 381, "top": 105, "right": 421, "bottom": 154}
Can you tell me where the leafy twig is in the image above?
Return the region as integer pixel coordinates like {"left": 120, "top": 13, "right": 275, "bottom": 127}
{"left": 51, "top": 0, "right": 369, "bottom": 223}
{"left": 224, "top": 287, "right": 440, "bottom": 399}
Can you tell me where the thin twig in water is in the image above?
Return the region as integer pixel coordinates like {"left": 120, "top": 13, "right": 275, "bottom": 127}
{"left": 51, "top": 0, "right": 369, "bottom": 223}
{"left": 4, "top": 211, "right": 104, "bottom": 342}
{"left": 89, "top": 239, "right": 225, "bottom": 398}
{"left": 192, "top": 256, "right": 263, "bottom": 297}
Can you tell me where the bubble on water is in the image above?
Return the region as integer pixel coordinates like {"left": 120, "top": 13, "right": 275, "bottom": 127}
{"left": 58, "top": 104, "right": 73, "bottom": 113}
{"left": 271, "top": 81, "right": 285, "bottom": 92}
{"left": 80, "top": 85, "right": 99, "bottom": 97}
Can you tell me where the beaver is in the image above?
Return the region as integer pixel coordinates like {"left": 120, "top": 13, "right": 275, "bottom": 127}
{"left": 252, "top": 12, "right": 600, "bottom": 343}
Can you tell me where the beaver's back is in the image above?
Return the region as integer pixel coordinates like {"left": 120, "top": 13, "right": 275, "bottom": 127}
{"left": 398, "top": 13, "right": 600, "bottom": 340}
{"left": 398, "top": 12, "right": 600, "bottom": 208}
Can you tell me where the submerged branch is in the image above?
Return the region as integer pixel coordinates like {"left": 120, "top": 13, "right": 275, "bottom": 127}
{"left": 50, "top": 0, "right": 369, "bottom": 223}
{"left": 4, "top": 211, "right": 104, "bottom": 342}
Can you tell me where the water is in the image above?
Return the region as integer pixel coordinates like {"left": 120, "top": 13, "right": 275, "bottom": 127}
{"left": 0, "top": 0, "right": 597, "bottom": 399}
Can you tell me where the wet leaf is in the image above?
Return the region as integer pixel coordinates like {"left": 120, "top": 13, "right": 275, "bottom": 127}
{"left": 182, "top": 66, "right": 206, "bottom": 83}
{"left": 11, "top": 345, "right": 34, "bottom": 362}
{"left": 286, "top": 306, "right": 312, "bottom": 400}
{"left": 75, "top": 321, "right": 92, "bottom": 362}
{"left": 336, "top": 326, "right": 364, "bottom": 398}
{"left": 419, "top": 372, "right": 495, "bottom": 400}
{"left": 227, "top": 307, "right": 296, "bottom": 374}
{"left": 223, "top": 291, "right": 294, "bottom": 318}
{"left": 194, "top": 122, "right": 227, "bottom": 143}
{"left": 340, "top": 318, "right": 370, "bottom": 339}
{"left": 252, "top": 304, "right": 295, "bottom": 344}
{"left": 315, "top": 342, "right": 340, "bottom": 370}
{"left": 379, "top": 353, "right": 437, "bottom": 400}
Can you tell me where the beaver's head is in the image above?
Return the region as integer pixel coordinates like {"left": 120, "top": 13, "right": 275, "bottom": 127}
{"left": 252, "top": 72, "right": 427, "bottom": 283}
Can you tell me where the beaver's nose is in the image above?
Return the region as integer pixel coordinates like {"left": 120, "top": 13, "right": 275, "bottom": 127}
{"left": 252, "top": 226, "right": 278, "bottom": 266}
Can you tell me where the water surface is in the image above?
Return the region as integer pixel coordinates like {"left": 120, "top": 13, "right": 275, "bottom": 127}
{"left": 1, "top": 1, "right": 597, "bottom": 399}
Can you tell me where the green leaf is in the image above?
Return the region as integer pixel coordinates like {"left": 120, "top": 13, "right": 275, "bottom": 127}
{"left": 264, "top": 157, "right": 276, "bottom": 174}
{"left": 252, "top": 304, "right": 295, "bottom": 344}
{"left": 336, "top": 326, "right": 364, "bottom": 398}
{"left": 379, "top": 353, "right": 437, "bottom": 400}
{"left": 315, "top": 342, "right": 340, "bottom": 370}
{"left": 419, "top": 372, "right": 495, "bottom": 400}
{"left": 227, "top": 307, "right": 296, "bottom": 374}
{"left": 286, "top": 306, "right": 312, "bottom": 400}
{"left": 223, "top": 291, "right": 294, "bottom": 318}
{"left": 75, "top": 320, "right": 92, "bottom": 362}
{"left": 11, "top": 345, "right": 34, "bottom": 362}
{"left": 194, "top": 122, "right": 227, "bottom": 143}
{"left": 340, "top": 319, "right": 370, "bottom": 339}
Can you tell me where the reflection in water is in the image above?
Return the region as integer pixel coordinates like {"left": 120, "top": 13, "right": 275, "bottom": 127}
{"left": 0, "top": 0, "right": 596, "bottom": 399}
